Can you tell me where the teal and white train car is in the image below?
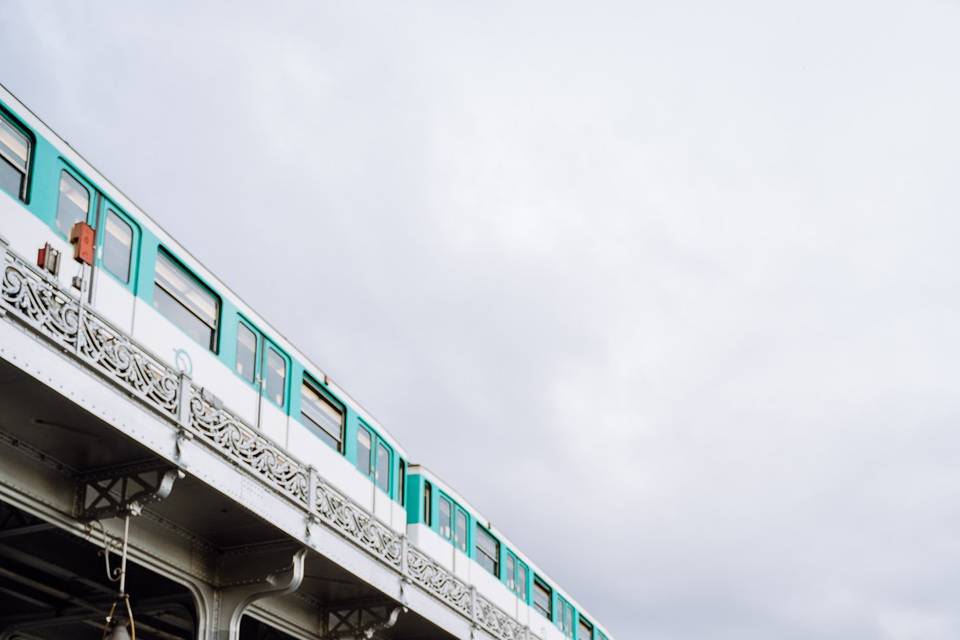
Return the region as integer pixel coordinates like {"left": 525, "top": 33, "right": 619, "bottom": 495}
{"left": 0, "top": 84, "right": 410, "bottom": 536}
{"left": 0, "top": 83, "right": 613, "bottom": 640}
{"left": 406, "top": 467, "right": 612, "bottom": 640}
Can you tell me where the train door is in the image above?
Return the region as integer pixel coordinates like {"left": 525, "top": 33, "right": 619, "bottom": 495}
{"left": 90, "top": 197, "right": 139, "bottom": 332}
{"left": 51, "top": 166, "right": 96, "bottom": 291}
{"left": 372, "top": 436, "right": 393, "bottom": 522}
{"left": 258, "top": 337, "right": 290, "bottom": 445}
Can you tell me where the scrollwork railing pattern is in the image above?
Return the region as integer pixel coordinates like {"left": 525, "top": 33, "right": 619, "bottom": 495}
{"left": 188, "top": 388, "right": 310, "bottom": 506}
{"left": 0, "top": 241, "right": 544, "bottom": 640}
{"left": 2, "top": 248, "right": 180, "bottom": 416}
{"left": 406, "top": 546, "right": 473, "bottom": 617}
{"left": 476, "top": 594, "right": 528, "bottom": 640}
{"left": 314, "top": 479, "right": 403, "bottom": 569}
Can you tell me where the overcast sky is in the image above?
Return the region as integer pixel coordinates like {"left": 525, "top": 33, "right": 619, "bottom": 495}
{"left": 3, "top": 2, "right": 960, "bottom": 638}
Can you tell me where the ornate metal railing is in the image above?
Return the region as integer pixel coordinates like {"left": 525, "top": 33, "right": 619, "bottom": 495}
{"left": 0, "top": 238, "right": 537, "bottom": 640}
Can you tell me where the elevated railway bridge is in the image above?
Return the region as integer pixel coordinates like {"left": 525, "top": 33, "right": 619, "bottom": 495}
{"left": 0, "top": 236, "right": 531, "bottom": 639}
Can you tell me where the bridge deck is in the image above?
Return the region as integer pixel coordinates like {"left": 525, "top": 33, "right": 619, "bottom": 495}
{"left": 0, "top": 237, "right": 534, "bottom": 639}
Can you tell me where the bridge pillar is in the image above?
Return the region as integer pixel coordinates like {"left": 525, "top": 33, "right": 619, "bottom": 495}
{"left": 199, "top": 547, "right": 307, "bottom": 640}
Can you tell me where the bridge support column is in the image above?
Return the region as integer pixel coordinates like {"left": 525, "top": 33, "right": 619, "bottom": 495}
{"left": 200, "top": 547, "right": 307, "bottom": 640}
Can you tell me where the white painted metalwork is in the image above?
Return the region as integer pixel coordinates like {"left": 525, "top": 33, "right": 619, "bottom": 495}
{"left": 0, "top": 238, "right": 539, "bottom": 640}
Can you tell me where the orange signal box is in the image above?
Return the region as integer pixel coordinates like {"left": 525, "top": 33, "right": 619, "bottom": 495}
{"left": 70, "top": 221, "right": 96, "bottom": 265}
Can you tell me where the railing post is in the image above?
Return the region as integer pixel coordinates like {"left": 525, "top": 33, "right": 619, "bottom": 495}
{"left": 306, "top": 465, "right": 319, "bottom": 538}
{"left": 0, "top": 236, "right": 7, "bottom": 318}
{"left": 175, "top": 373, "right": 195, "bottom": 463}
{"left": 397, "top": 534, "right": 409, "bottom": 605}
{"left": 177, "top": 372, "right": 192, "bottom": 428}
{"left": 74, "top": 265, "right": 86, "bottom": 356}
{"left": 471, "top": 585, "right": 479, "bottom": 629}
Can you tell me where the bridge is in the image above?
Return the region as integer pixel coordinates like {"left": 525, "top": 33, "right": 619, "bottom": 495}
{"left": 0, "top": 235, "right": 536, "bottom": 639}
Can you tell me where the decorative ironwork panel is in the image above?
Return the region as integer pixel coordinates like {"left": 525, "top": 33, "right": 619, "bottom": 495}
{"left": 2, "top": 250, "right": 80, "bottom": 349}
{"left": 0, "top": 241, "right": 549, "bottom": 640}
{"left": 1, "top": 248, "right": 180, "bottom": 416}
{"left": 313, "top": 479, "right": 403, "bottom": 569}
{"left": 79, "top": 312, "right": 180, "bottom": 415}
{"left": 476, "top": 594, "right": 528, "bottom": 640}
{"left": 188, "top": 388, "right": 309, "bottom": 506}
{"left": 406, "top": 546, "right": 472, "bottom": 617}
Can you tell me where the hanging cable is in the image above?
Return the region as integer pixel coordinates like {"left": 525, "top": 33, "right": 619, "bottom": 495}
{"left": 100, "top": 514, "right": 137, "bottom": 640}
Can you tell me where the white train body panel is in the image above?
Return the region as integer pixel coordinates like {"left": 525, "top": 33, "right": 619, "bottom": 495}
{"left": 258, "top": 399, "right": 287, "bottom": 446}
{"left": 0, "top": 195, "right": 74, "bottom": 292}
{"left": 92, "top": 270, "right": 135, "bottom": 333}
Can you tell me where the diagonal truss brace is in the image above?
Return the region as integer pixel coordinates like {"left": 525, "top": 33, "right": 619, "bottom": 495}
{"left": 322, "top": 601, "right": 404, "bottom": 640}
{"left": 75, "top": 461, "right": 184, "bottom": 521}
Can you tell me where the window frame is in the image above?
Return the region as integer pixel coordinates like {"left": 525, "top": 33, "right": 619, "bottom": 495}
{"left": 533, "top": 576, "right": 553, "bottom": 620}
{"left": 0, "top": 110, "right": 32, "bottom": 202}
{"left": 56, "top": 168, "right": 92, "bottom": 238}
{"left": 98, "top": 205, "right": 138, "bottom": 287}
{"left": 506, "top": 550, "right": 528, "bottom": 600}
{"left": 356, "top": 425, "right": 373, "bottom": 477}
{"left": 558, "top": 597, "right": 575, "bottom": 638}
{"left": 578, "top": 615, "right": 594, "bottom": 640}
{"left": 234, "top": 319, "right": 259, "bottom": 385}
{"left": 474, "top": 525, "right": 500, "bottom": 578}
{"left": 438, "top": 494, "right": 454, "bottom": 541}
{"left": 423, "top": 481, "right": 433, "bottom": 527}
{"left": 262, "top": 340, "right": 289, "bottom": 409}
{"left": 397, "top": 459, "right": 406, "bottom": 506}
{"left": 299, "top": 375, "right": 345, "bottom": 451}
{"left": 454, "top": 506, "right": 468, "bottom": 554}
{"left": 152, "top": 248, "right": 221, "bottom": 352}
{"left": 374, "top": 438, "right": 392, "bottom": 494}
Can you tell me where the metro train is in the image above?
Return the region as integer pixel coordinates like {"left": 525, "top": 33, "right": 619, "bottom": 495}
{"left": 0, "top": 84, "right": 612, "bottom": 640}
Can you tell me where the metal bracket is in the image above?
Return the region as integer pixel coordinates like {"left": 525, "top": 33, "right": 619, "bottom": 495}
{"left": 75, "top": 461, "right": 184, "bottom": 521}
{"left": 175, "top": 427, "right": 194, "bottom": 461}
{"left": 221, "top": 547, "right": 308, "bottom": 640}
{"left": 321, "top": 601, "right": 404, "bottom": 639}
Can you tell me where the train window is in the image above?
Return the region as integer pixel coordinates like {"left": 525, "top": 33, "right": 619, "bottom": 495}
{"left": 423, "top": 481, "right": 432, "bottom": 526}
{"left": 533, "top": 577, "right": 552, "bottom": 619}
{"left": 517, "top": 560, "right": 528, "bottom": 600}
{"left": 507, "top": 552, "right": 528, "bottom": 599}
{"left": 475, "top": 526, "right": 500, "bottom": 577}
{"left": 56, "top": 171, "right": 89, "bottom": 237}
{"left": 153, "top": 250, "right": 219, "bottom": 350}
{"left": 578, "top": 616, "right": 593, "bottom": 640}
{"left": 356, "top": 427, "right": 372, "bottom": 476}
{"left": 0, "top": 115, "right": 30, "bottom": 201}
{"left": 438, "top": 496, "right": 453, "bottom": 541}
{"left": 375, "top": 441, "right": 390, "bottom": 493}
{"left": 102, "top": 210, "right": 133, "bottom": 283}
{"left": 264, "top": 346, "right": 286, "bottom": 407}
{"left": 235, "top": 323, "right": 257, "bottom": 383}
{"left": 300, "top": 379, "right": 343, "bottom": 450}
{"left": 559, "top": 598, "right": 574, "bottom": 638}
{"left": 397, "top": 459, "right": 406, "bottom": 505}
{"left": 455, "top": 508, "right": 468, "bottom": 553}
